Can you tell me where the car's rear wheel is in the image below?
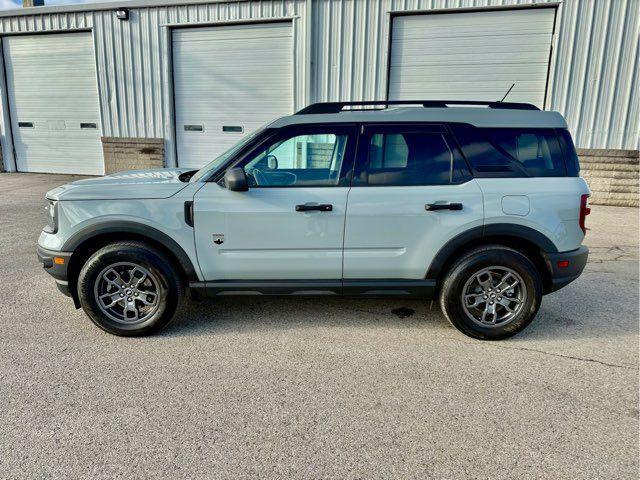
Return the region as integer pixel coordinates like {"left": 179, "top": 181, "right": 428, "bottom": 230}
{"left": 439, "top": 245, "right": 542, "bottom": 340}
{"left": 77, "top": 241, "right": 183, "bottom": 336}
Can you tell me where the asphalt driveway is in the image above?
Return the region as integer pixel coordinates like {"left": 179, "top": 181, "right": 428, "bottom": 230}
{"left": 1, "top": 173, "right": 638, "bottom": 479}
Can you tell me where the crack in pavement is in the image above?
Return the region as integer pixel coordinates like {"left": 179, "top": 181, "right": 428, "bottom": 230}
{"left": 588, "top": 245, "right": 638, "bottom": 263}
{"left": 348, "top": 307, "right": 637, "bottom": 370}
{"left": 454, "top": 339, "right": 637, "bottom": 370}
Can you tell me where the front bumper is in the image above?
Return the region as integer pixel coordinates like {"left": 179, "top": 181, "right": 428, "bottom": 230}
{"left": 37, "top": 246, "right": 73, "bottom": 297}
{"left": 544, "top": 246, "right": 589, "bottom": 293}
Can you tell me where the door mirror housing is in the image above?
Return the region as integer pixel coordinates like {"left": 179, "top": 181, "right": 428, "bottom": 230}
{"left": 224, "top": 167, "right": 249, "bottom": 192}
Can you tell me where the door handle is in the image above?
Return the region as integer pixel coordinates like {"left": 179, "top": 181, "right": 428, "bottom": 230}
{"left": 425, "top": 202, "right": 463, "bottom": 211}
{"left": 295, "top": 203, "right": 333, "bottom": 212}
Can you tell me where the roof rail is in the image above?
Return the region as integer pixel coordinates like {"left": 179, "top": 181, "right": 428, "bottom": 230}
{"left": 296, "top": 100, "right": 540, "bottom": 115}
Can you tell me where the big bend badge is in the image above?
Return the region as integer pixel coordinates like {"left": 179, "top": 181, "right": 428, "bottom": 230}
{"left": 212, "top": 233, "right": 224, "bottom": 246}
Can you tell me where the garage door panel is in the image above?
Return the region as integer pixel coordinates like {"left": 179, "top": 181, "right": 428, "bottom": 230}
{"left": 173, "top": 22, "right": 290, "bottom": 42}
{"left": 394, "top": 85, "right": 547, "bottom": 101}
{"left": 394, "top": 8, "right": 554, "bottom": 33}
{"left": 394, "top": 71, "right": 548, "bottom": 83}
{"left": 389, "top": 8, "right": 555, "bottom": 107}
{"left": 395, "top": 25, "right": 553, "bottom": 39}
{"left": 391, "top": 55, "right": 551, "bottom": 67}
{"left": 3, "top": 32, "right": 103, "bottom": 174}
{"left": 173, "top": 48, "right": 291, "bottom": 64}
{"left": 392, "top": 38, "right": 554, "bottom": 55}
{"left": 173, "top": 22, "right": 293, "bottom": 169}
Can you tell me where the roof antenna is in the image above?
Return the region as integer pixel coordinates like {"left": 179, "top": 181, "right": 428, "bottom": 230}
{"left": 499, "top": 83, "right": 516, "bottom": 102}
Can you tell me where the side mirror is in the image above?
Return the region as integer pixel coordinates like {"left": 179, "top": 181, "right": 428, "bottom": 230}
{"left": 224, "top": 167, "right": 248, "bottom": 192}
{"left": 266, "top": 154, "right": 278, "bottom": 170}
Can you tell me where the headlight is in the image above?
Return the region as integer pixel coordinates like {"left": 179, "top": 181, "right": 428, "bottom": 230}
{"left": 43, "top": 198, "right": 58, "bottom": 234}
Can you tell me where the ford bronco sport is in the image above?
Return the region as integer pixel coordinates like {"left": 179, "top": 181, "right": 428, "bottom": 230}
{"left": 37, "top": 100, "right": 590, "bottom": 339}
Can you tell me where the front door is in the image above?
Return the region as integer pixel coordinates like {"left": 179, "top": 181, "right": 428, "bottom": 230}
{"left": 343, "top": 123, "right": 484, "bottom": 280}
{"left": 193, "top": 124, "right": 357, "bottom": 281}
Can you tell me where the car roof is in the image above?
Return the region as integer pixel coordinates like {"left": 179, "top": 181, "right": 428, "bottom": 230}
{"left": 268, "top": 106, "right": 568, "bottom": 130}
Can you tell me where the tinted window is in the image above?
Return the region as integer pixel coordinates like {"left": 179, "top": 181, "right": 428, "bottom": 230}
{"left": 243, "top": 133, "right": 349, "bottom": 187}
{"left": 557, "top": 129, "right": 580, "bottom": 176}
{"left": 451, "top": 124, "right": 566, "bottom": 177}
{"left": 484, "top": 128, "right": 565, "bottom": 176}
{"left": 361, "top": 132, "right": 462, "bottom": 186}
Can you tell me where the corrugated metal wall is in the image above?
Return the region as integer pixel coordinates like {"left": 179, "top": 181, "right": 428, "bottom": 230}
{"left": 311, "top": 0, "right": 639, "bottom": 150}
{"left": 0, "top": 0, "right": 309, "bottom": 168}
{"left": 550, "top": 0, "right": 638, "bottom": 150}
{"left": 0, "top": 0, "right": 637, "bottom": 172}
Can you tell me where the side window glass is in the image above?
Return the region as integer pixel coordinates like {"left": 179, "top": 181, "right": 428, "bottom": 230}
{"left": 450, "top": 124, "right": 518, "bottom": 175}
{"left": 557, "top": 129, "right": 580, "bottom": 176}
{"left": 364, "top": 132, "right": 455, "bottom": 186}
{"left": 369, "top": 134, "right": 410, "bottom": 168}
{"left": 485, "top": 128, "right": 565, "bottom": 177}
{"left": 243, "top": 133, "right": 348, "bottom": 187}
{"left": 451, "top": 124, "right": 566, "bottom": 177}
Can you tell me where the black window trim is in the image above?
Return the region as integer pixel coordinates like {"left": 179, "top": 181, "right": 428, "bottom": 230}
{"left": 206, "top": 121, "right": 575, "bottom": 185}
{"left": 352, "top": 122, "right": 472, "bottom": 187}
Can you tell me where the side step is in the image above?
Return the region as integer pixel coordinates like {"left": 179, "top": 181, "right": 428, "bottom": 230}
{"left": 189, "top": 279, "right": 436, "bottom": 298}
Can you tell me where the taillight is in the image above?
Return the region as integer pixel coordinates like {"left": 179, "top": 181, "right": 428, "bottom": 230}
{"left": 579, "top": 194, "right": 591, "bottom": 234}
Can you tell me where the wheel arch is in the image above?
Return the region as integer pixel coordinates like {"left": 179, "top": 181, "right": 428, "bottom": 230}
{"left": 426, "top": 224, "right": 557, "bottom": 294}
{"left": 64, "top": 222, "right": 199, "bottom": 307}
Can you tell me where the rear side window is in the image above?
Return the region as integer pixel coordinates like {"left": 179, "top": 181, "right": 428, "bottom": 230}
{"left": 355, "top": 127, "right": 471, "bottom": 186}
{"left": 451, "top": 124, "right": 567, "bottom": 177}
{"left": 485, "top": 128, "right": 565, "bottom": 176}
{"left": 557, "top": 129, "right": 580, "bottom": 176}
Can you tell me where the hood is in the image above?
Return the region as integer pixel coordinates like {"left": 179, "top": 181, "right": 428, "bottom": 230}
{"left": 46, "top": 168, "right": 195, "bottom": 201}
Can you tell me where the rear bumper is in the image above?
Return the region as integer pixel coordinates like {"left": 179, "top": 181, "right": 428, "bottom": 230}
{"left": 37, "top": 246, "right": 73, "bottom": 297}
{"left": 544, "top": 246, "right": 589, "bottom": 293}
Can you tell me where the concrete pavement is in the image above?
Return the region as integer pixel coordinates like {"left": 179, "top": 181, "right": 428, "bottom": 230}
{"left": 0, "top": 173, "right": 638, "bottom": 479}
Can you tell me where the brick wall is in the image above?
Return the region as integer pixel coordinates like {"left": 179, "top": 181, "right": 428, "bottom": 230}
{"left": 101, "top": 137, "right": 164, "bottom": 175}
{"left": 579, "top": 149, "right": 639, "bottom": 207}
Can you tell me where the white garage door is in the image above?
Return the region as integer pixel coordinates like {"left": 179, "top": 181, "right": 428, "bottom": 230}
{"left": 389, "top": 8, "right": 556, "bottom": 107}
{"left": 3, "top": 32, "right": 104, "bottom": 175}
{"left": 173, "top": 22, "right": 293, "bottom": 169}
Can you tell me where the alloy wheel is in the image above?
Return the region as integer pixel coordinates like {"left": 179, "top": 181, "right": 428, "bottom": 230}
{"left": 94, "top": 262, "right": 161, "bottom": 324}
{"left": 461, "top": 266, "right": 527, "bottom": 327}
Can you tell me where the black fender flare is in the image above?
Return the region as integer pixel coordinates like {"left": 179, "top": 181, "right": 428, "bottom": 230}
{"left": 63, "top": 221, "right": 199, "bottom": 281}
{"left": 426, "top": 223, "right": 558, "bottom": 280}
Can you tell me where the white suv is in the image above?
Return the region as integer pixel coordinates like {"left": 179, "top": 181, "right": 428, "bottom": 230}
{"left": 37, "top": 100, "right": 590, "bottom": 340}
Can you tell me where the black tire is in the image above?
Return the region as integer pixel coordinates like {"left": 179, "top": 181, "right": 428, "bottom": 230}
{"left": 439, "top": 245, "right": 542, "bottom": 340}
{"left": 77, "top": 241, "right": 183, "bottom": 336}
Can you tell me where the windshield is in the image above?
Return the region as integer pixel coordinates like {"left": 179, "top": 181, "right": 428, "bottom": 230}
{"left": 190, "top": 127, "right": 267, "bottom": 182}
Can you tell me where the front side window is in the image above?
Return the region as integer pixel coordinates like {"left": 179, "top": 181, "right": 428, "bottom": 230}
{"left": 242, "top": 131, "right": 351, "bottom": 187}
{"left": 356, "top": 128, "right": 469, "bottom": 186}
{"left": 190, "top": 126, "right": 267, "bottom": 182}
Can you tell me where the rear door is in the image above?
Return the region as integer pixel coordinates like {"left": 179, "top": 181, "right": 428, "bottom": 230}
{"left": 193, "top": 124, "right": 357, "bottom": 281}
{"left": 343, "top": 123, "right": 484, "bottom": 280}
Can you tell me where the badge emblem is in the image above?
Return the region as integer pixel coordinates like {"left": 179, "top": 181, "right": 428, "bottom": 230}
{"left": 212, "top": 234, "right": 224, "bottom": 245}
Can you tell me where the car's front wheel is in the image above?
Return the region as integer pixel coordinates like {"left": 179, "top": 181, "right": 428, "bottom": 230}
{"left": 77, "top": 241, "right": 183, "bottom": 336}
{"left": 439, "top": 245, "right": 543, "bottom": 340}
